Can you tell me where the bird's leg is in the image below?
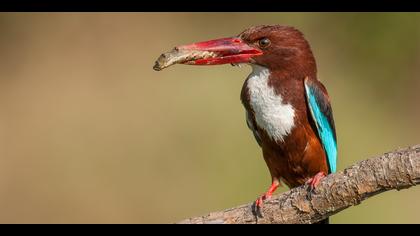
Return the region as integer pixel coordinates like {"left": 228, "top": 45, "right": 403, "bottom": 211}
{"left": 255, "top": 179, "right": 280, "bottom": 208}
{"left": 305, "top": 171, "right": 326, "bottom": 190}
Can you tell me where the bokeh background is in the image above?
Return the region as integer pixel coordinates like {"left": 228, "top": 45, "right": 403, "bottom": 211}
{"left": 0, "top": 13, "right": 419, "bottom": 223}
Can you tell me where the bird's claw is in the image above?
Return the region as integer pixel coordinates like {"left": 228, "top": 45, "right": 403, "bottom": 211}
{"left": 254, "top": 180, "right": 280, "bottom": 208}
{"left": 306, "top": 172, "right": 326, "bottom": 191}
{"left": 255, "top": 193, "right": 272, "bottom": 208}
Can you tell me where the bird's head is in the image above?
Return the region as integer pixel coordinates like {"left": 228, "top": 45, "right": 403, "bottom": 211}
{"left": 154, "top": 25, "right": 317, "bottom": 78}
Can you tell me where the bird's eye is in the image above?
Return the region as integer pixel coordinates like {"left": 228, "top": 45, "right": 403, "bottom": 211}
{"left": 258, "top": 38, "right": 271, "bottom": 48}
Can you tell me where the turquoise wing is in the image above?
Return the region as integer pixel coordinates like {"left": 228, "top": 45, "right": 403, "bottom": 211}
{"left": 304, "top": 78, "right": 338, "bottom": 173}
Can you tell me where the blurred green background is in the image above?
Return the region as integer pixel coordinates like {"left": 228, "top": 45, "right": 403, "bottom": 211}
{"left": 0, "top": 13, "right": 419, "bottom": 224}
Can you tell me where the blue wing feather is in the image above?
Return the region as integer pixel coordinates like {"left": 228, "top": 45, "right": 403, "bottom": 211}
{"left": 304, "top": 78, "right": 337, "bottom": 173}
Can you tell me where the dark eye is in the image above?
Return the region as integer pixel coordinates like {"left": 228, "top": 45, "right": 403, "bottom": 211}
{"left": 258, "top": 38, "right": 271, "bottom": 48}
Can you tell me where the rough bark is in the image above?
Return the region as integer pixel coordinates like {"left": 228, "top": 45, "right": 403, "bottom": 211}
{"left": 178, "top": 145, "right": 420, "bottom": 224}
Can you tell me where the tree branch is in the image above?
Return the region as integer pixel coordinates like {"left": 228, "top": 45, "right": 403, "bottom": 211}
{"left": 178, "top": 145, "right": 420, "bottom": 224}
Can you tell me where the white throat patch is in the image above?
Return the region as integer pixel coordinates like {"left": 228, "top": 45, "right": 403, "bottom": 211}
{"left": 246, "top": 65, "right": 295, "bottom": 142}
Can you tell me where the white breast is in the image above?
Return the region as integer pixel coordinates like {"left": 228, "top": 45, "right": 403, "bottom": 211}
{"left": 246, "top": 65, "right": 295, "bottom": 142}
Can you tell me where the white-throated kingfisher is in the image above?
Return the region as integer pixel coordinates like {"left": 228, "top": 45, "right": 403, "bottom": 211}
{"left": 154, "top": 25, "right": 338, "bottom": 224}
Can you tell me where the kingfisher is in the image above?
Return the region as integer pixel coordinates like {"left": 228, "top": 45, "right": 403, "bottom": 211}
{"left": 154, "top": 25, "right": 337, "bottom": 223}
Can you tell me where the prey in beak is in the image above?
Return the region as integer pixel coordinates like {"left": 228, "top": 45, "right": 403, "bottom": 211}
{"left": 153, "top": 37, "right": 262, "bottom": 71}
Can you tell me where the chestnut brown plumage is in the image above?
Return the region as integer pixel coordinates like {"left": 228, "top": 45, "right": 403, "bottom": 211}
{"left": 154, "top": 25, "right": 337, "bottom": 224}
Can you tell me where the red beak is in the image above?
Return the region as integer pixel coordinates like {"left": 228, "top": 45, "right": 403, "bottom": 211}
{"left": 153, "top": 37, "right": 262, "bottom": 71}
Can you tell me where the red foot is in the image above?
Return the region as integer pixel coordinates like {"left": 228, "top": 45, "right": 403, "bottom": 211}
{"left": 255, "top": 180, "right": 280, "bottom": 208}
{"left": 305, "top": 172, "right": 326, "bottom": 190}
